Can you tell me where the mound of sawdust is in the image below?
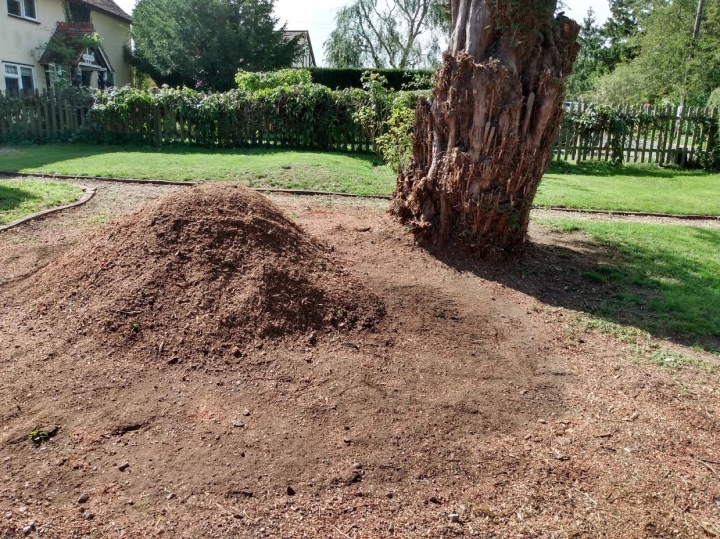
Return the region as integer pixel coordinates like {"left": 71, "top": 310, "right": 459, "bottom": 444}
{"left": 27, "top": 183, "right": 384, "bottom": 360}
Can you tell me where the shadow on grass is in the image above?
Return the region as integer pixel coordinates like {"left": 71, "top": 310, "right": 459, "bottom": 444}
{"left": 427, "top": 227, "right": 720, "bottom": 354}
{"left": 0, "top": 184, "right": 40, "bottom": 216}
{"left": 547, "top": 160, "right": 678, "bottom": 178}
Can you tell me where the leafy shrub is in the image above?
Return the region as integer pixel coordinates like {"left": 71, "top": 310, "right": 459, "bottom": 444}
{"left": 376, "top": 105, "right": 415, "bottom": 173}
{"left": 352, "top": 72, "right": 393, "bottom": 153}
{"left": 351, "top": 72, "right": 424, "bottom": 168}
{"left": 235, "top": 69, "right": 312, "bottom": 92}
{"left": 84, "top": 84, "right": 371, "bottom": 151}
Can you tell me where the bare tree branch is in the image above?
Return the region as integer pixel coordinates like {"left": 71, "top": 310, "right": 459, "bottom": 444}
{"left": 324, "top": 0, "right": 449, "bottom": 69}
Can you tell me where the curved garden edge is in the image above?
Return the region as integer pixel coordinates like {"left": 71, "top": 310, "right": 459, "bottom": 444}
{"left": 2, "top": 170, "right": 719, "bottom": 221}
{"left": 0, "top": 184, "right": 96, "bottom": 233}
{"left": 0, "top": 170, "right": 393, "bottom": 199}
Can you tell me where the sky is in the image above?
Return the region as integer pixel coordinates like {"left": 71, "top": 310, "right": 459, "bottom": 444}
{"left": 114, "top": 0, "right": 611, "bottom": 66}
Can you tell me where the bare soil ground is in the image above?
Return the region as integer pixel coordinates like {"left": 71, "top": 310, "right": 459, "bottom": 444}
{"left": 1, "top": 180, "right": 719, "bottom": 538}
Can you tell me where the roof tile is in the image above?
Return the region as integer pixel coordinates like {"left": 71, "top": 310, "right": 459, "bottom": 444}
{"left": 76, "top": 0, "right": 132, "bottom": 23}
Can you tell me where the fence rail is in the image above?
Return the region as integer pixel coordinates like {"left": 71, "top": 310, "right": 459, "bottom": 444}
{"left": 1, "top": 90, "right": 718, "bottom": 167}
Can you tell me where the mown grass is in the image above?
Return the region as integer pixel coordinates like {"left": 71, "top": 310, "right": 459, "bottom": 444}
{"left": 0, "top": 145, "right": 396, "bottom": 196}
{"left": 0, "top": 180, "right": 82, "bottom": 225}
{"left": 538, "top": 161, "right": 720, "bottom": 215}
{"left": 538, "top": 218, "right": 720, "bottom": 348}
{"left": 1, "top": 145, "right": 717, "bottom": 214}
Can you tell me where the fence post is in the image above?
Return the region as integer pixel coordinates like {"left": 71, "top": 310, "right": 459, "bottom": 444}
{"left": 706, "top": 107, "right": 718, "bottom": 163}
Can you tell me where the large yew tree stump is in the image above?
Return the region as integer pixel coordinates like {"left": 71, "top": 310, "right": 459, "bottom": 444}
{"left": 392, "top": 0, "right": 580, "bottom": 256}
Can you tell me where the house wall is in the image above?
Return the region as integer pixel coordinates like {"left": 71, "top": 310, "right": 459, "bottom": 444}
{"left": 290, "top": 35, "right": 316, "bottom": 68}
{"left": 0, "top": 0, "right": 65, "bottom": 92}
{"left": 0, "top": 0, "right": 132, "bottom": 92}
{"left": 90, "top": 10, "right": 131, "bottom": 87}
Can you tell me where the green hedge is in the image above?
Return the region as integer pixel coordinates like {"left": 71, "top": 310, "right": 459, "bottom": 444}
{"left": 83, "top": 85, "right": 375, "bottom": 151}
{"left": 308, "top": 68, "right": 435, "bottom": 91}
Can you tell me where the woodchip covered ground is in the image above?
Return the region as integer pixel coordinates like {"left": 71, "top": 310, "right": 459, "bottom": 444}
{"left": 1, "top": 178, "right": 719, "bottom": 538}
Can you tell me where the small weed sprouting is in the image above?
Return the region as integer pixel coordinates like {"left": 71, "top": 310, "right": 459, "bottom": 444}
{"left": 650, "top": 351, "right": 720, "bottom": 374}
{"left": 129, "top": 321, "right": 140, "bottom": 332}
{"left": 528, "top": 303, "right": 542, "bottom": 313}
{"left": 581, "top": 271, "right": 606, "bottom": 283}
{"left": 542, "top": 220, "right": 583, "bottom": 234}
{"left": 29, "top": 426, "right": 60, "bottom": 445}
{"left": 578, "top": 315, "right": 645, "bottom": 344}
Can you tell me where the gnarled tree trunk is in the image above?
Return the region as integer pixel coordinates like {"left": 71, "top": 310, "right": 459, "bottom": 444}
{"left": 392, "top": 0, "right": 580, "bottom": 256}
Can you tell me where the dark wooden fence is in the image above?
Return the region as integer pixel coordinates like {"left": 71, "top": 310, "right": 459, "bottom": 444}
{"left": 0, "top": 89, "right": 95, "bottom": 143}
{"left": 553, "top": 103, "right": 719, "bottom": 166}
{"left": 1, "top": 89, "right": 718, "bottom": 166}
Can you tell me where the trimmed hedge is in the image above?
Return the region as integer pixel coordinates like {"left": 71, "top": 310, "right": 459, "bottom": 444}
{"left": 84, "top": 85, "right": 374, "bottom": 151}
{"left": 308, "top": 68, "right": 435, "bottom": 91}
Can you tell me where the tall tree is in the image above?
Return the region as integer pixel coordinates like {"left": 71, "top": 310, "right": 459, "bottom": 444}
{"left": 392, "top": 0, "right": 579, "bottom": 256}
{"left": 324, "top": 0, "right": 449, "bottom": 69}
{"left": 566, "top": 9, "right": 608, "bottom": 99}
{"left": 132, "top": 0, "right": 301, "bottom": 91}
{"left": 592, "top": 0, "right": 720, "bottom": 105}
{"left": 602, "top": 0, "right": 644, "bottom": 68}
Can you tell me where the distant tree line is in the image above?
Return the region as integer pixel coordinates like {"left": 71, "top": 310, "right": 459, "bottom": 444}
{"left": 130, "top": 0, "right": 302, "bottom": 92}
{"left": 567, "top": 0, "right": 720, "bottom": 106}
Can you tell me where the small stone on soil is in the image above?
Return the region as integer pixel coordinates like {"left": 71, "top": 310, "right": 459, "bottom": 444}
{"left": 167, "top": 493, "right": 175, "bottom": 500}
{"left": 232, "top": 420, "right": 245, "bottom": 428}
{"left": 242, "top": 409, "right": 250, "bottom": 416}
{"left": 77, "top": 493, "right": 89, "bottom": 504}
{"left": 118, "top": 461, "right": 130, "bottom": 472}
{"left": 286, "top": 486, "right": 295, "bottom": 496}
{"left": 448, "top": 513, "right": 460, "bottom": 523}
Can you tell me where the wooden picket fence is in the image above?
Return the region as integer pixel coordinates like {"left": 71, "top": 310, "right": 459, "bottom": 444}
{"left": 0, "top": 88, "right": 374, "bottom": 152}
{"left": 553, "top": 102, "right": 719, "bottom": 166}
{"left": 1, "top": 89, "right": 718, "bottom": 166}
{"left": 0, "top": 89, "right": 95, "bottom": 142}
{"left": 89, "top": 102, "right": 374, "bottom": 153}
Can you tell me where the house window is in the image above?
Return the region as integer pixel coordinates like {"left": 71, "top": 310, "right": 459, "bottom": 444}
{"left": 7, "top": 0, "right": 37, "bottom": 21}
{"left": 3, "top": 63, "right": 35, "bottom": 96}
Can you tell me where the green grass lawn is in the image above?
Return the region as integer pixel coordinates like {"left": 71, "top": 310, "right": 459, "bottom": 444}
{"left": 537, "top": 161, "right": 720, "bottom": 215}
{"left": 0, "top": 145, "right": 396, "bottom": 196}
{"left": 0, "top": 145, "right": 718, "bottom": 214}
{"left": 0, "top": 180, "right": 83, "bottom": 225}
{"left": 538, "top": 218, "right": 720, "bottom": 348}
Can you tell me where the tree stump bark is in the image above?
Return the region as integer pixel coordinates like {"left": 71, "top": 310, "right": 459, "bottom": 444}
{"left": 392, "top": 0, "right": 580, "bottom": 256}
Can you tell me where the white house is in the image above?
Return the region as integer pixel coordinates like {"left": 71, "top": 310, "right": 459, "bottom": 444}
{"left": 1, "top": 0, "right": 132, "bottom": 95}
{"left": 285, "top": 30, "right": 316, "bottom": 68}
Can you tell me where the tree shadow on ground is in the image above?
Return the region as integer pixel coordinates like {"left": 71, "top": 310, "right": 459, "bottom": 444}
{"left": 429, "top": 226, "right": 720, "bottom": 354}
{"left": 0, "top": 184, "right": 40, "bottom": 218}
